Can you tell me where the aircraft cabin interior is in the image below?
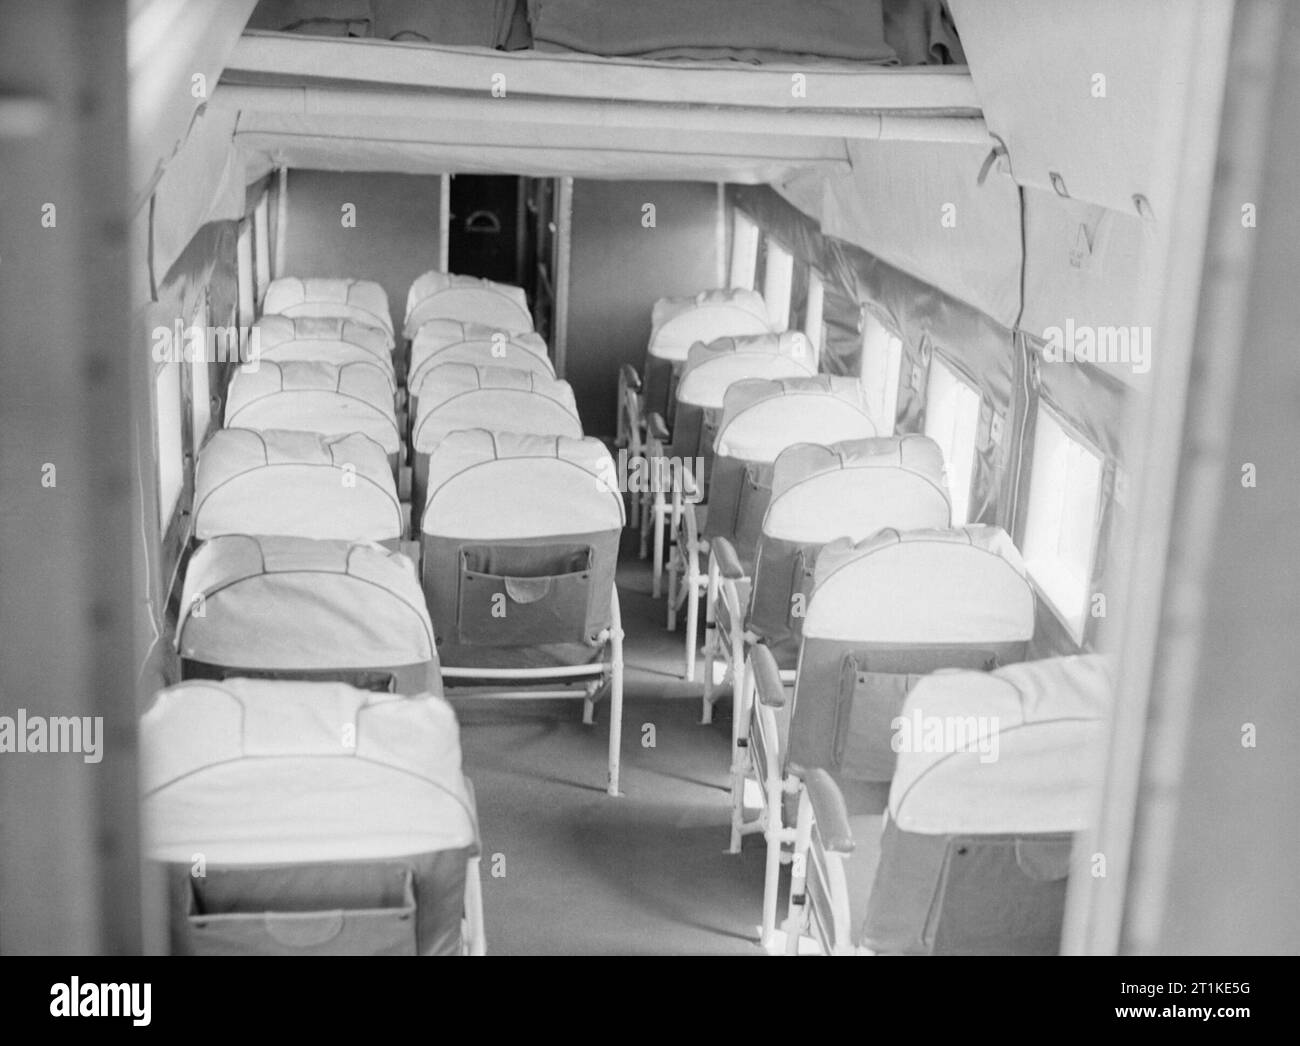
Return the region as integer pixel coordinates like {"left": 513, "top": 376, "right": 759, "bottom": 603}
{"left": 1, "top": 0, "right": 1298, "bottom": 968}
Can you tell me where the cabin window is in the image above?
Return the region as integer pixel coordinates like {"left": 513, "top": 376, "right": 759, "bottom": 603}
{"left": 190, "top": 293, "right": 212, "bottom": 448}
{"left": 253, "top": 194, "right": 271, "bottom": 305}
{"left": 154, "top": 356, "right": 185, "bottom": 530}
{"left": 923, "top": 354, "right": 981, "bottom": 525}
{"left": 1022, "top": 403, "right": 1105, "bottom": 642}
{"left": 728, "top": 210, "right": 759, "bottom": 291}
{"left": 236, "top": 219, "right": 255, "bottom": 330}
{"left": 859, "top": 309, "right": 903, "bottom": 434}
{"left": 762, "top": 236, "right": 794, "bottom": 331}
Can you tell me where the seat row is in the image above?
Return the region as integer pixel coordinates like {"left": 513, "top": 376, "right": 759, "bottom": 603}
{"left": 620, "top": 287, "right": 1113, "bottom": 955}
{"left": 143, "top": 269, "right": 623, "bottom": 955}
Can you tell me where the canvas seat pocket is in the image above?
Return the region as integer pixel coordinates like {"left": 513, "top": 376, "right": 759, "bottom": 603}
{"left": 457, "top": 543, "right": 593, "bottom": 645}
{"left": 831, "top": 659, "right": 925, "bottom": 782}
{"left": 185, "top": 862, "right": 417, "bottom": 956}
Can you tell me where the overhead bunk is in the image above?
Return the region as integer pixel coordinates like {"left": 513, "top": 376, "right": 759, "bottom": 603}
{"left": 215, "top": 0, "right": 986, "bottom": 184}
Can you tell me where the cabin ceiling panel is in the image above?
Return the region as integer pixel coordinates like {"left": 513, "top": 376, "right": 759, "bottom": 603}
{"left": 791, "top": 140, "right": 1022, "bottom": 329}
{"left": 231, "top": 109, "right": 851, "bottom": 183}
{"left": 129, "top": 0, "right": 259, "bottom": 202}
{"left": 949, "top": 0, "right": 1228, "bottom": 221}
{"left": 1021, "top": 187, "right": 1156, "bottom": 395}
{"left": 151, "top": 107, "right": 244, "bottom": 281}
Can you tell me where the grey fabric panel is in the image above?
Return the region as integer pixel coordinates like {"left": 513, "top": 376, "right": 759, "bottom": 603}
{"left": 1025, "top": 332, "right": 1130, "bottom": 465}
{"left": 702, "top": 457, "right": 773, "bottom": 565}
{"left": 422, "top": 530, "right": 617, "bottom": 668}
{"left": 747, "top": 538, "right": 817, "bottom": 644}
{"left": 457, "top": 544, "right": 594, "bottom": 646}
{"left": 642, "top": 355, "right": 682, "bottom": 424}
{"left": 1015, "top": 331, "right": 1127, "bottom": 653}
{"left": 161, "top": 848, "right": 472, "bottom": 956}
{"left": 727, "top": 184, "right": 1019, "bottom": 525}
{"left": 833, "top": 664, "right": 925, "bottom": 781}
{"left": 862, "top": 821, "right": 1072, "bottom": 955}
{"left": 787, "top": 639, "right": 1027, "bottom": 778}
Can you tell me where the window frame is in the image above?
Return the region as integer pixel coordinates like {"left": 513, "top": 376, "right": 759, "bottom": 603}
{"left": 922, "top": 351, "right": 982, "bottom": 525}
{"left": 189, "top": 289, "right": 213, "bottom": 453}
{"left": 253, "top": 193, "right": 271, "bottom": 306}
{"left": 858, "top": 306, "right": 904, "bottom": 435}
{"left": 728, "top": 209, "right": 760, "bottom": 291}
{"left": 236, "top": 218, "right": 255, "bottom": 332}
{"left": 761, "top": 235, "right": 794, "bottom": 331}
{"left": 1019, "top": 399, "right": 1108, "bottom": 645}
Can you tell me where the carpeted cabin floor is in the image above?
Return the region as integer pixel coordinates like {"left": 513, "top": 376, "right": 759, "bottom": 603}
{"left": 451, "top": 535, "right": 777, "bottom": 956}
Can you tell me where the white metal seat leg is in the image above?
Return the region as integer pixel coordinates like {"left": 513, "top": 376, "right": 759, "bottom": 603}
{"left": 606, "top": 585, "right": 625, "bottom": 797}
{"left": 701, "top": 553, "right": 721, "bottom": 723}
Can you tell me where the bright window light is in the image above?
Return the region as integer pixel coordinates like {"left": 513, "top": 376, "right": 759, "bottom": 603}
{"left": 762, "top": 237, "right": 794, "bottom": 331}
{"left": 923, "top": 355, "right": 981, "bottom": 525}
{"left": 729, "top": 211, "right": 759, "bottom": 291}
{"left": 155, "top": 360, "right": 184, "bottom": 529}
{"left": 859, "top": 310, "right": 903, "bottom": 434}
{"left": 1022, "top": 403, "right": 1105, "bottom": 641}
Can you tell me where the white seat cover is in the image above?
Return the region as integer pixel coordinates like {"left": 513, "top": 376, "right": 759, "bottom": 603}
{"left": 714, "top": 376, "right": 877, "bottom": 462}
{"left": 194, "top": 428, "right": 402, "bottom": 543}
{"left": 888, "top": 655, "right": 1113, "bottom": 835}
{"left": 142, "top": 679, "right": 475, "bottom": 863}
{"left": 412, "top": 363, "right": 582, "bottom": 453}
{"left": 263, "top": 276, "right": 393, "bottom": 341}
{"left": 177, "top": 534, "right": 434, "bottom": 669}
{"left": 762, "top": 435, "right": 950, "bottom": 543}
{"left": 409, "top": 319, "right": 552, "bottom": 388}
{"left": 676, "top": 331, "right": 816, "bottom": 409}
{"left": 224, "top": 360, "right": 401, "bottom": 456}
{"left": 404, "top": 271, "right": 533, "bottom": 337}
{"left": 804, "top": 525, "right": 1036, "bottom": 644}
{"left": 423, "top": 429, "right": 624, "bottom": 539}
{"left": 254, "top": 314, "right": 394, "bottom": 377}
{"left": 647, "top": 288, "right": 774, "bottom": 363}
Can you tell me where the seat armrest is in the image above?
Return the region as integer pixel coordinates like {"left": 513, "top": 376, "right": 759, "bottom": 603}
{"left": 711, "top": 536, "right": 747, "bottom": 581}
{"left": 620, "top": 363, "right": 642, "bottom": 393}
{"left": 679, "top": 465, "right": 702, "bottom": 503}
{"left": 802, "top": 769, "right": 855, "bottom": 854}
{"left": 646, "top": 411, "right": 669, "bottom": 443}
{"left": 749, "top": 644, "right": 786, "bottom": 710}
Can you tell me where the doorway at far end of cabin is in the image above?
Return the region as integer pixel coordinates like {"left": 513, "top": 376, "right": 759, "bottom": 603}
{"left": 448, "top": 175, "right": 526, "bottom": 287}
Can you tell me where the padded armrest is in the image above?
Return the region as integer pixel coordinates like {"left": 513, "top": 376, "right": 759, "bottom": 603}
{"left": 620, "top": 363, "right": 642, "bottom": 393}
{"left": 749, "top": 644, "right": 786, "bottom": 710}
{"left": 711, "top": 536, "right": 747, "bottom": 581}
{"left": 679, "top": 466, "right": 701, "bottom": 502}
{"left": 646, "top": 412, "right": 670, "bottom": 442}
{"left": 804, "top": 769, "right": 855, "bottom": 854}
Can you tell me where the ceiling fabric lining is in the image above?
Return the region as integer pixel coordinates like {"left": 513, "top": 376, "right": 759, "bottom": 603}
{"left": 948, "top": 0, "right": 1223, "bottom": 219}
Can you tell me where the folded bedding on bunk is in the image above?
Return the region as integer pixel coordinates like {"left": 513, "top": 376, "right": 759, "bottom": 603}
{"left": 883, "top": 0, "right": 966, "bottom": 65}
{"left": 371, "top": 0, "right": 527, "bottom": 49}
{"left": 527, "top": 0, "right": 897, "bottom": 64}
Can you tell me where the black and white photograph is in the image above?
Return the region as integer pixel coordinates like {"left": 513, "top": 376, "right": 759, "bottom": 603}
{"left": 0, "top": 0, "right": 1296, "bottom": 1005}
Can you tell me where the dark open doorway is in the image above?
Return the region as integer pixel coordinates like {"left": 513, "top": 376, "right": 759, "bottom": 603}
{"left": 447, "top": 175, "right": 526, "bottom": 287}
